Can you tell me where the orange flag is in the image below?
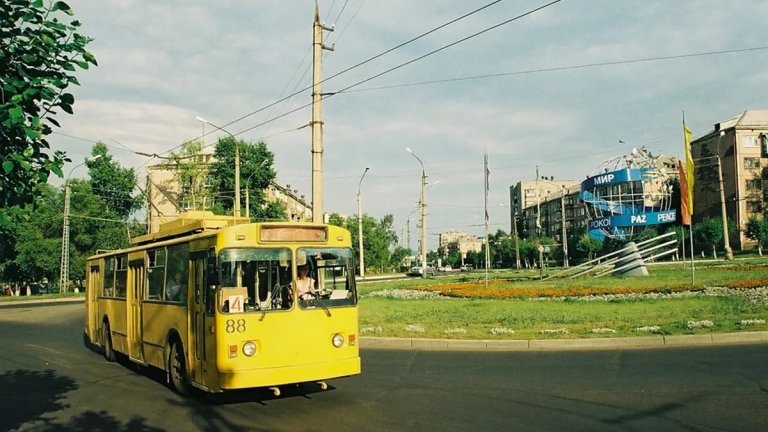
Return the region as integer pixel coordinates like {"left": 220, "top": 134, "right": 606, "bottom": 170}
{"left": 678, "top": 161, "right": 691, "bottom": 226}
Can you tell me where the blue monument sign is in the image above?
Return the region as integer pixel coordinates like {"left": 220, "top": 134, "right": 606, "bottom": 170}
{"left": 580, "top": 148, "right": 676, "bottom": 241}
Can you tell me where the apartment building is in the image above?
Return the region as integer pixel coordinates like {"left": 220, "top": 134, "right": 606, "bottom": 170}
{"left": 691, "top": 110, "right": 768, "bottom": 250}
{"left": 438, "top": 230, "right": 483, "bottom": 258}
{"left": 517, "top": 184, "right": 588, "bottom": 243}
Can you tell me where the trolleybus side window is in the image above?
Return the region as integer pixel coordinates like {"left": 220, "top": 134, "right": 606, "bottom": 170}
{"left": 103, "top": 256, "right": 115, "bottom": 297}
{"left": 115, "top": 254, "right": 128, "bottom": 298}
{"left": 219, "top": 248, "right": 292, "bottom": 313}
{"left": 165, "top": 243, "right": 189, "bottom": 303}
{"left": 297, "top": 247, "right": 357, "bottom": 309}
{"left": 146, "top": 248, "right": 166, "bottom": 300}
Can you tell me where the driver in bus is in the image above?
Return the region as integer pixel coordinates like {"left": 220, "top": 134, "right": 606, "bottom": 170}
{"left": 294, "top": 264, "right": 316, "bottom": 300}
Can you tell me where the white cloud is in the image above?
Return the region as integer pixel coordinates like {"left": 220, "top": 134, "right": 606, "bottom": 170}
{"left": 57, "top": 0, "right": 768, "bottom": 246}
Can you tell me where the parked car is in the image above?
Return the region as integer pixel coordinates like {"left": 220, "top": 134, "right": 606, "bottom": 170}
{"left": 439, "top": 265, "right": 453, "bottom": 272}
{"left": 408, "top": 265, "right": 436, "bottom": 277}
{"left": 460, "top": 264, "right": 473, "bottom": 272}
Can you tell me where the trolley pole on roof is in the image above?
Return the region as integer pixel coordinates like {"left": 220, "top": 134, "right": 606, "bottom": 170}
{"left": 311, "top": 3, "right": 334, "bottom": 223}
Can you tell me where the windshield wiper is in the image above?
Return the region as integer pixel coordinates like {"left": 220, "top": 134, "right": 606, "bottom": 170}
{"left": 259, "top": 283, "right": 285, "bottom": 322}
{"left": 307, "top": 291, "right": 331, "bottom": 317}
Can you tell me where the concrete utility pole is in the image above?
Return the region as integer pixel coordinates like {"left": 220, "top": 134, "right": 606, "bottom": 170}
{"left": 357, "top": 167, "right": 369, "bottom": 278}
{"left": 561, "top": 185, "right": 569, "bottom": 267}
{"left": 513, "top": 206, "right": 521, "bottom": 269}
{"left": 716, "top": 131, "right": 734, "bottom": 260}
{"left": 535, "top": 165, "right": 541, "bottom": 236}
{"left": 311, "top": 4, "right": 334, "bottom": 223}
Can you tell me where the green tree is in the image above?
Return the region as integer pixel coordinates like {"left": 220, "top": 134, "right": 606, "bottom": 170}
{"left": 0, "top": 181, "right": 140, "bottom": 290}
{"left": 693, "top": 217, "right": 723, "bottom": 258}
{"left": 744, "top": 215, "right": 768, "bottom": 256}
{"left": 168, "top": 140, "right": 210, "bottom": 211}
{"left": 329, "top": 212, "right": 400, "bottom": 273}
{"left": 389, "top": 246, "right": 411, "bottom": 271}
{"left": 209, "top": 136, "right": 286, "bottom": 220}
{"left": 576, "top": 234, "right": 603, "bottom": 261}
{"left": 87, "top": 143, "right": 141, "bottom": 217}
{"left": 0, "top": 0, "right": 96, "bottom": 227}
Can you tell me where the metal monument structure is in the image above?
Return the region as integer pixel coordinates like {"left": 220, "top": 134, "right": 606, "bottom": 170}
{"left": 580, "top": 147, "right": 677, "bottom": 241}
{"left": 578, "top": 147, "right": 678, "bottom": 276}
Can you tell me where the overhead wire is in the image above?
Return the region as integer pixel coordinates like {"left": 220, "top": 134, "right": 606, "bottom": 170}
{"left": 183, "top": 0, "right": 509, "bottom": 143}
{"left": 343, "top": 45, "right": 768, "bottom": 93}
{"left": 234, "top": 0, "right": 560, "bottom": 136}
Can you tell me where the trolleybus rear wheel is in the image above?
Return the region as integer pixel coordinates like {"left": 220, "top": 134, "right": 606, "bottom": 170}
{"left": 169, "top": 341, "right": 191, "bottom": 395}
{"left": 102, "top": 321, "right": 116, "bottom": 362}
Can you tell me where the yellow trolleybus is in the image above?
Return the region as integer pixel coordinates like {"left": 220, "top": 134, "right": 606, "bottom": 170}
{"left": 84, "top": 211, "right": 360, "bottom": 395}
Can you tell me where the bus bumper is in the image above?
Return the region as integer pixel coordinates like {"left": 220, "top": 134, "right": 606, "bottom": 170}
{"left": 219, "top": 356, "right": 361, "bottom": 390}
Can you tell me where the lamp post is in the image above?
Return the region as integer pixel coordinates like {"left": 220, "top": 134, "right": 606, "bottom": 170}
{"left": 59, "top": 154, "right": 102, "bottom": 293}
{"left": 716, "top": 131, "right": 734, "bottom": 260}
{"left": 357, "top": 167, "right": 370, "bottom": 278}
{"left": 406, "top": 147, "right": 428, "bottom": 278}
{"left": 195, "top": 116, "right": 240, "bottom": 219}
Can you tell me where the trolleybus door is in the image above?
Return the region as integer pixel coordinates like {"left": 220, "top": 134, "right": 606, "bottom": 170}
{"left": 128, "top": 261, "right": 146, "bottom": 364}
{"left": 191, "top": 254, "right": 216, "bottom": 388}
{"left": 87, "top": 265, "right": 100, "bottom": 342}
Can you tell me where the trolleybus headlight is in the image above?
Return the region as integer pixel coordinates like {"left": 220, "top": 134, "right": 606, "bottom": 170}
{"left": 332, "top": 333, "right": 344, "bottom": 348}
{"left": 243, "top": 341, "right": 257, "bottom": 356}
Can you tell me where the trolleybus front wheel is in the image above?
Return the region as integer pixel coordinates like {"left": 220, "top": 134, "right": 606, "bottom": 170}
{"left": 102, "top": 321, "right": 116, "bottom": 362}
{"left": 169, "top": 341, "right": 191, "bottom": 395}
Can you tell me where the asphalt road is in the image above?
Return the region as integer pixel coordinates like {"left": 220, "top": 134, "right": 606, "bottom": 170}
{"left": 1, "top": 303, "right": 767, "bottom": 431}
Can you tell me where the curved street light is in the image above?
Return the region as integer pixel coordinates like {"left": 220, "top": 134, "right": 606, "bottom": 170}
{"left": 59, "top": 154, "right": 102, "bottom": 293}
{"left": 195, "top": 116, "right": 240, "bottom": 219}
{"left": 357, "top": 167, "right": 370, "bottom": 278}
{"left": 406, "top": 147, "right": 428, "bottom": 278}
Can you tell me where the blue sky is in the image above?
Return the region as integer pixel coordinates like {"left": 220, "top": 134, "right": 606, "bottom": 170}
{"left": 55, "top": 0, "right": 768, "bottom": 249}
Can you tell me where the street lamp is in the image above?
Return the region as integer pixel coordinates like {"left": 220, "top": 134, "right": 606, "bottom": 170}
{"left": 406, "top": 147, "right": 428, "bottom": 278}
{"left": 59, "top": 154, "right": 102, "bottom": 293}
{"left": 357, "top": 166, "right": 370, "bottom": 278}
{"left": 195, "top": 116, "right": 240, "bottom": 219}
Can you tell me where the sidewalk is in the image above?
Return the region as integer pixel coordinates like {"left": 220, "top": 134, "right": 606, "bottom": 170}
{"left": 4, "top": 296, "right": 766, "bottom": 351}
{"left": 361, "top": 332, "right": 768, "bottom": 351}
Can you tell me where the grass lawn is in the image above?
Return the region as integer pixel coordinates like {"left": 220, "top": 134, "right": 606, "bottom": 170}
{"left": 359, "top": 258, "right": 768, "bottom": 339}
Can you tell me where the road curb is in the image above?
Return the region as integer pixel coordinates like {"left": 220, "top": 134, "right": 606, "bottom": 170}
{"left": 361, "top": 331, "right": 768, "bottom": 352}
{"left": 0, "top": 297, "right": 85, "bottom": 307}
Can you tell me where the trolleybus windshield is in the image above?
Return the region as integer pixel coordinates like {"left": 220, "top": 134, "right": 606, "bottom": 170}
{"left": 219, "top": 248, "right": 293, "bottom": 313}
{"left": 297, "top": 247, "right": 357, "bottom": 309}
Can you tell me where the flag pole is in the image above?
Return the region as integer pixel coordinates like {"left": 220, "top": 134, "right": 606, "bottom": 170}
{"left": 484, "top": 149, "right": 490, "bottom": 289}
{"left": 689, "top": 224, "right": 695, "bottom": 286}
{"left": 682, "top": 111, "right": 695, "bottom": 287}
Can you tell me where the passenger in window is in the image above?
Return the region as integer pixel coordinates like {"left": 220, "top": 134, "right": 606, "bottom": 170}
{"left": 168, "top": 273, "right": 184, "bottom": 302}
{"left": 294, "top": 264, "right": 316, "bottom": 300}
